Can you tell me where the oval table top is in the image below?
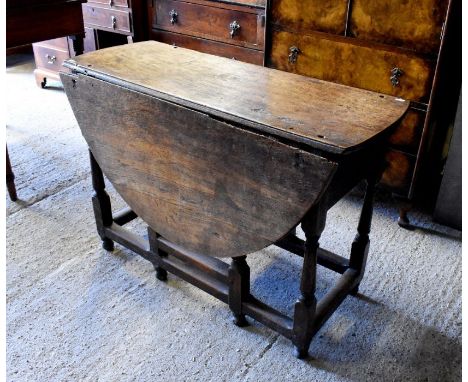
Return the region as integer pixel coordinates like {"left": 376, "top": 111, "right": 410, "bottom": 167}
{"left": 64, "top": 41, "right": 409, "bottom": 156}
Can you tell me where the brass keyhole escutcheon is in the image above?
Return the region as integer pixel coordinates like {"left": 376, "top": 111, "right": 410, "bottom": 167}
{"left": 390, "top": 67, "right": 404, "bottom": 87}
{"left": 288, "top": 46, "right": 300, "bottom": 64}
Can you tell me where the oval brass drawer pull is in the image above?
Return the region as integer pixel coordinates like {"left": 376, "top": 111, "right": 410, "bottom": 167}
{"left": 170, "top": 9, "right": 178, "bottom": 25}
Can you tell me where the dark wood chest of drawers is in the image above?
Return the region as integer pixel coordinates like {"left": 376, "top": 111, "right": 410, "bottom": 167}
{"left": 148, "top": 0, "right": 266, "bottom": 65}
{"left": 33, "top": 0, "right": 145, "bottom": 87}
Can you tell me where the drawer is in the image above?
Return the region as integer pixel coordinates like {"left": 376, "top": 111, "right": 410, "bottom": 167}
{"left": 267, "top": 29, "right": 435, "bottom": 103}
{"left": 32, "top": 44, "right": 70, "bottom": 73}
{"left": 380, "top": 149, "right": 416, "bottom": 194}
{"left": 87, "top": 0, "right": 129, "bottom": 8}
{"left": 152, "top": 0, "right": 265, "bottom": 49}
{"left": 270, "top": 0, "right": 348, "bottom": 35}
{"left": 349, "top": 0, "right": 449, "bottom": 55}
{"left": 151, "top": 30, "right": 264, "bottom": 65}
{"left": 82, "top": 3, "right": 132, "bottom": 34}
{"left": 34, "top": 37, "right": 69, "bottom": 50}
{"left": 389, "top": 109, "right": 425, "bottom": 154}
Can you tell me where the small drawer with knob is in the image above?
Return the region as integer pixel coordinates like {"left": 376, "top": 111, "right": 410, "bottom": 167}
{"left": 87, "top": 0, "right": 129, "bottom": 8}
{"left": 267, "top": 29, "right": 436, "bottom": 103}
{"left": 82, "top": 3, "right": 132, "bottom": 34}
{"left": 152, "top": 0, "right": 265, "bottom": 49}
{"left": 32, "top": 44, "right": 70, "bottom": 73}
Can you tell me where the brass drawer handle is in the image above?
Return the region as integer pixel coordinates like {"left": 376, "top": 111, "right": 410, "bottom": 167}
{"left": 170, "top": 9, "right": 178, "bottom": 25}
{"left": 288, "top": 46, "right": 300, "bottom": 64}
{"left": 111, "top": 15, "right": 117, "bottom": 29}
{"left": 390, "top": 67, "right": 404, "bottom": 87}
{"left": 229, "top": 20, "right": 240, "bottom": 38}
{"left": 45, "top": 54, "right": 56, "bottom": 64}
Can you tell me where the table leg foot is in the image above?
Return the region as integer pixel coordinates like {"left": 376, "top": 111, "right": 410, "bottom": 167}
{"left": 394, "top": 195, "right": 413, "bottom": 229}
{"left": 232, "top": 314, "right": 248, "bottom": 327}
{"left": 102, "top": 238, "right": 114, "bottom": 252}
{"left": 397, "top": 212, "right": 411, "bottom": 229}
{"left": 155, "top": 267, "right": 168, "bottom": 281}
{"left": 350, "top": 285, "right": 359, "bottom": 296}
{"left": 293, "top": 346, "right": 309, "bottom": 359}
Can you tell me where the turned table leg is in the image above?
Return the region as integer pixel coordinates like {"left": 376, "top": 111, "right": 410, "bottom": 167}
{"left": 89, "top": 150, "right": 114, "bottom": 251}
{"left": 147, "top": 228, "right": 168, "bottom": 281}
{"left": 228, "top": 256, "right": 250, "bottom": 327}
{"left": 292, "top": 203, "right": 327, "bottom": 359}
{"left": 6, "top": 145, "right": 18, "bottom": 201}
{"left": 349, "top": 175, "right": 377, "bottom": 295}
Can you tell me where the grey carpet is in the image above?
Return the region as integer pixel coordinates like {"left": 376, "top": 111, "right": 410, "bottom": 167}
{"left": 6, "top": 54, "right": 462, "bottom": 382}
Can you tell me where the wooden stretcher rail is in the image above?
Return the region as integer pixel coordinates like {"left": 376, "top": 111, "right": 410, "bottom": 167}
{"left": 275, "top": 234, "right": 350, "bottom": 274}
{"left": 104, "top": 207, "right": 364, "bottom": 352}
{"left": 104, "top": 224, "right": 230, "bottom": 302}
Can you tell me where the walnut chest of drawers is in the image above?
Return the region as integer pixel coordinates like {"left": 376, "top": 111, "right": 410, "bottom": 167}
{"left": 266, "top": 0, "right": 460, "bottom": 204}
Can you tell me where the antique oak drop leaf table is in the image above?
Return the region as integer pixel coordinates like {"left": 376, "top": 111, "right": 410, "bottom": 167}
{"left": 61, "top": 41, "right": 408, "bottom": 358}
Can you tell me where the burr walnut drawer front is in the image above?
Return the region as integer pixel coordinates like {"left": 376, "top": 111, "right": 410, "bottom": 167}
{"left": 82, "top": 3, "right": 132, "bottom": 34}
{"left": 381, "top": 150, "right": 416, "bottom": 193}
{"left": 151, "top": 30, "right": 264, "bottom": 65}
{"left": 388, "top": 109, "right": 425, "bottom": 154}
{"left": 32, "top": 44, "right": 70, "bottom": 73}
{"left": 152, "top": 0, "right": 265, "bottom": 49}
{"left": 268, "top": 29, "right": 435, "bottom": 103}
{"left": 269, "top": 0, "right": 349, "bottom": 35}
{"left": 349, "top": 0, "right": 449, "bottom": 54}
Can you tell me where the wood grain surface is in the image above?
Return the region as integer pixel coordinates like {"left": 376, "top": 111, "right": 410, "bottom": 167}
{"left": 152, "top": 0, "right": 264, "bottom": 49}
{"left": 61, "top": 73, "right": 337, "bottom": 257}
{"left": 64, "top": 41, "right": 409, "bottom": 155}
{"left": 268, "top": 29, "right": 435, "bottom": 103}
{"left": 381, "top": 149, "right": 416, "bottom": 192}
{"left": 388, "top": 109, "right": 425, "bottom": 153}
{"left": 151, "top": 29, "right": 264, "bottom": 65}
{"left": 349, "top": 0, "right": 449, "bottom": 55}
{"left": 269, "top": 0, "right": 348, "bottom": 35}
